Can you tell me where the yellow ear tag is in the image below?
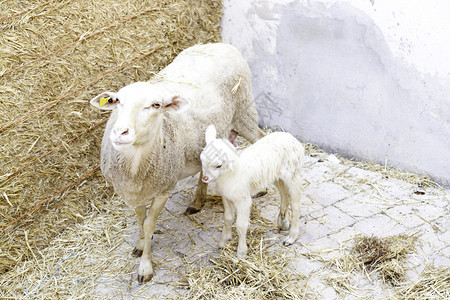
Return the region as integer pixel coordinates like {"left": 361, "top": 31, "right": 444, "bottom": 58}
{"left": 99, "top": 96, "right": 111, "bottom": 107}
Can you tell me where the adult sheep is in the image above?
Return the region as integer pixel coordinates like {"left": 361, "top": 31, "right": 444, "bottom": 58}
{"left": 89, "top": 43, "right": 265, "bottom": 283}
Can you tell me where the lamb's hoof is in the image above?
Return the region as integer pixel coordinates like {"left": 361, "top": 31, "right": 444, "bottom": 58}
{"left": 279, "top": 220, "right": 291, "bottom": 231}
{"left": 237, "top": 245, "right": 248, "bottom": 258}
{"left": 132, "top": 248, "right": 143, "bottom": 257}
{"left": 282, "top": 237, "right": 295, "bottom": 246}
{"left": 237, "top": 251, "right": 247, "bottom": 259}
{"left": 218, "top": 240, "right": 227, "bottom": 248}
{"left": 282, "top": 240, "right": 292, "bottom": 246}
{"left": 137, "top": 273, "right": 153, "bottom": 284}
{"left": 184, "top": 206, "right": 201, "bottom": 215}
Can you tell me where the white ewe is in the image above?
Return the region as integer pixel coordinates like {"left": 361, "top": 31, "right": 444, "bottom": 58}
{"left": 200, "top": 125, "right": 304, "bottom": 257}
{"left": 89, "top": 43, "right": 265, "bottom": 283}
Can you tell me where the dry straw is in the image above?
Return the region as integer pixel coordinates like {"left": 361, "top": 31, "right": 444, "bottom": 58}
{"left": 396, "top": 265, "right": 450, "bottom": 299}
{"left": 350, "top": 234, "right": 419, "bottom": 285}
{"left": 326, "top": 234, "right": 449, "bottom": 299}
{"left": 184, "top": 203, "right": 311, "bottom": 300}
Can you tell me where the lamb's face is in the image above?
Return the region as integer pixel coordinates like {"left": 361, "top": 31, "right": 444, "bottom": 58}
{"left": 200, "top": 139, "right": 236, "bottom": 183}
{"left": 90, "top": 82, "right": 190, "bottom": 151}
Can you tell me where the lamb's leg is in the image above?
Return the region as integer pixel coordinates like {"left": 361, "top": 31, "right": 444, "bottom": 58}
{"left": 235, "top": 197, "right": 252, "bottom": 258}
{"left": 283, "top": 180, "right": 302, "bottom": 246}
{"left": 132, "top": 205, "right": 147, "bottom": 257}
{"left": 219, "top": 197, "right": 235, "bottom": 248}
{"left": 275, "top": 180, "right": 291, "bottom": 231}
{"left": 185, "top": 171, "right": 208, "bottom": 215}
{"left": 137, "top": 194, "right": 168, "bottom": 284}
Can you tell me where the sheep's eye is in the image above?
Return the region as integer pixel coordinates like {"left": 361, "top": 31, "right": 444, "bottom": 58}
{"left": 152, "top": 103, "right": 161, "bottom": 108}
{"left": 215, "top": 164, "right": 222, "bottom": 169}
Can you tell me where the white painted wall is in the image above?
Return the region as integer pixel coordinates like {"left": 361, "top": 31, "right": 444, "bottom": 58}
{"left": 221, "top": 0, "right": 450, "bottom": 187}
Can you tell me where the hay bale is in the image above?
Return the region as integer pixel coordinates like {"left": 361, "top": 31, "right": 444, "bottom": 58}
{"left": 0, "top": 0, "right": 221, "bottom": 288}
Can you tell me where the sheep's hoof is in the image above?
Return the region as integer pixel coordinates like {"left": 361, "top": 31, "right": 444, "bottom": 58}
{"left": 137, "top": 273, "right": 153, "bottom": 284}
{"left": 252, "top": 190, "right": 267, "bottom": 198}
{"left": 132, "top": 248, "right": 143, "bottom": 257}
{"left": 184, "top": 206, "right": 201, "bottom": 215}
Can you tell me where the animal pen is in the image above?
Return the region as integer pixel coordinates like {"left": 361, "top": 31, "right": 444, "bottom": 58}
{"left": 0, "top": 0, "right": 448, "bottom": 299}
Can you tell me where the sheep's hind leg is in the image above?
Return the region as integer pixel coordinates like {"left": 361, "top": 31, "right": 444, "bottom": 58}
{"left": 275, "top": 180, "right": 291, "bottom": 231}
{"left": 185, "top": 171, "right": 208, "bottom": 215}
{"left": 235, "top": 197, "right": 252, "bottom": 258}
{"left": 233, "top": 89, "right": 266, "bottom": 144}
{"left": 235, "top": 123, "right": 265, "bottom": 144}
{"left": 283, "top": 180, "right": 302, "bottom": 246}
{"left": 132, "top": 205, "right": 147, "bottom": 257}
{"left": 137, "top": 195, "right": 168, "bottom": 284}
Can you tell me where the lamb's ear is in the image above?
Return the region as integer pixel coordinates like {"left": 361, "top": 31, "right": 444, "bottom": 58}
{"left": 90, "top": 92, "right": 119, "bottom": 110}
{"left": 205, "top": 125, "right": 217, "bottom": 144}
{"left": 162, "top": 96, "right": 190, "bottom": 113}
{"left": 226, "top": 159, "right": 233, "bottom": 172}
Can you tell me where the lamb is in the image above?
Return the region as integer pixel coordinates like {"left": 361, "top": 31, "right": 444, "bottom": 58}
{"left": 200, "top": 125, "right": 304, "bottom": 258}
{"left": 89, "top": 43, "right": 265, "bottom": 283}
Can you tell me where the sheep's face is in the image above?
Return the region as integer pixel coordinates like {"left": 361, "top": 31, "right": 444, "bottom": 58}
{"left": 200, "top": 125, "right": 237, "bottom": 183}
{"left": 90, "top": 82, "right": 190, "bottom": 151}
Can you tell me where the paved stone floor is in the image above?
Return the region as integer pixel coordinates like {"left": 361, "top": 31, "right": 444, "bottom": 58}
{"left": 90, "top": 151, "right": 448, "bottom": 299}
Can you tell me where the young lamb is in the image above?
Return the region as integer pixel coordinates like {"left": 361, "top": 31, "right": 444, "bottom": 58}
{"left": 200, "top": 125, "right": 304, "bottom": 257}
{"left": 89, "top": 43, "right": 265, "bottom": 283}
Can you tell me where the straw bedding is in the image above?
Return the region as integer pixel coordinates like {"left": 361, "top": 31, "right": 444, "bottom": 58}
{"left": 183, "top": 202, "right": 310, "bottom": 300}
{"left": 326, "top": 234, "right": 449, "bottom": 299}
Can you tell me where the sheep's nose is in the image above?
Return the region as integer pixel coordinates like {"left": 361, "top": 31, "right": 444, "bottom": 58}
{"left": 115, "top": 127, "right": 129, "bottom": 136}
{"left": 202, "top": 176, "right": 209, "bottom": 183}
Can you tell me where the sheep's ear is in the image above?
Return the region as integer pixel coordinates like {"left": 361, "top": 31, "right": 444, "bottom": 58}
{"left": 90, "top": 92, "right": 119, "bottom": 110}
{"left": 205, "top": 125, "right": 217, "bottom": 144}
{"left": 163, "top": 96, "right": 190, "bottom": 113}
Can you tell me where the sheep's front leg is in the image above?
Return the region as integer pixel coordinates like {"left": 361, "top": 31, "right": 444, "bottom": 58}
{"left": 235, "top": 197, "right": 252, "bottom": 258}
{"left": 132, "top": 205, "right": 147, "bottom": 257}
{"left": 185, "top": 171, "right": 207, "bottom": 215}
{"left": 137, "top": 195, "right": 168, "bottom": 284}
{"left": 219, "top": 198, "right": 235, "bottom": 248}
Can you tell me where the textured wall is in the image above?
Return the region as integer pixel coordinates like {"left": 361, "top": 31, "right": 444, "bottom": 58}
{"left": 221, "top": 0, "right": 450, "bottom": 186}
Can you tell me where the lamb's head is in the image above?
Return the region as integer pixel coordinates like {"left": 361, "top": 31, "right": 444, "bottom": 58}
{"left": 200, "top": 125, "right": 238, "bottom": 183}
{"left": 90, "top": 82, "right": 190, "bottom": 151}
